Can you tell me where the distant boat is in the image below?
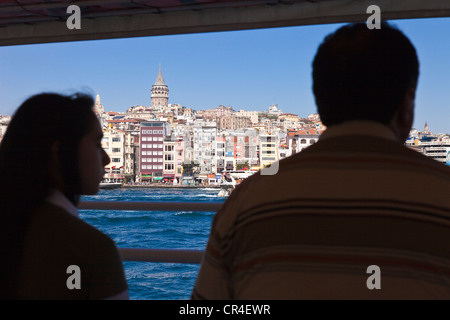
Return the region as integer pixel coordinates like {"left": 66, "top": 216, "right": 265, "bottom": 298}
{"left": 217, "top": 185, "right": 234, "bottom": 197}
{"left": 217, "top": 170, "right": 256, "bottom": 197}
{"left": 99, "top": 181, "right": 123, "bottom": 189}
{"left": 217, "top": 172, "right": 236, "bottom": 197}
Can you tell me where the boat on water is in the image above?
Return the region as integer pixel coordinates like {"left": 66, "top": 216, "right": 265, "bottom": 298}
{"left": 99, "top": 179, "right": 123, "bottom": 189}
{"left": 217, "top": 185, "right": 234, "bottom": 197}
{"left": 217, "top": 170, "right": 256, "bottom": 197}
{"left": 99, "top": 182, "right": 123, "bottom": 189}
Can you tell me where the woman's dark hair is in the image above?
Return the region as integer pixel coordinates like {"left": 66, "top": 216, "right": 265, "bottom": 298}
{"left": 312, "top": 21, "right": 419, "bottom": 126}
{"left": 0, "top": 92, "right": 96, "bottom": 298}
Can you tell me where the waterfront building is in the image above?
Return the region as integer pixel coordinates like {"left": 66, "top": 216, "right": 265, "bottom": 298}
{"left": 102, "top": 127, "right": 126, "bottom": 181}
{"left": 244, "top": 129, "right": 260, "bottom": 168}
{"left": 224, "top": 133, "right": 235, "bottom": 171}
{"left": 103, "top": 118, "right": 141, "bottom": 182}
{"left": 163, "top": 136, "right": 176, "bottom": 180}
{"left": 220, "top": 129, "right": 259, "bottom": 170}
{"left": 122, "top": 131, "right": 136, "bottom": 182}
{"left": 233, "top": 132, "right": 244, "bottom": 165}
{"left": 173, "top": 136, "right": 185, "bottom": 181}
{"left": 259, "top": 133, "right": 279, "bottom": 169}
{"left": 193, "top": 119, "right": 218, "bottom": 176}
{"left": 140, "top": 121, "right": 170, "bottom": 181}
{"left": 216, "top": 134, "right": 226, "bottom": 173}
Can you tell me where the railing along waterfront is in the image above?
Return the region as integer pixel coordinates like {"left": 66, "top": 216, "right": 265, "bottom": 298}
{"left": 78, "top": 201, "right": 223, "bottom": 264}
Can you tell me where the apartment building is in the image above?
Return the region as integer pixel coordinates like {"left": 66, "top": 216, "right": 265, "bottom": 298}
{"left": 237, "top": 110, "right": 259, "bottom": 124}
{"left": 218, "top": 115, "right": 252, "bottom": 130}
{"left": 287, "top": 128, "right": 322, "bottom": 155}
{"left": 102, "top": 127, "right": 126, "bottom": 181}
{"left": 259, "top": 133, "right": 278, "bottom": 168}
{"left": 140, "top": 121, "right": 170, "bottom": 181}
{"left": 173, "top": 136, "right": 185, "bottom": 181}
{"left": 193, "top": 120, "right": 217, "bottom": 175}
{"left": 163, "top": 137, "right": 176, "bottom": 180}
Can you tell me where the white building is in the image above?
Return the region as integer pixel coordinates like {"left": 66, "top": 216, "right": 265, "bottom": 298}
{"left": 102, "top": 127, "right": 129, "bottom": 182}
{"left": 193, "top": 120, "right": 217, "bottom": 174}
{"left": 237, "top": 109, "right": 259, "bottom": 124}
{"left": 259, "top": 133, "right": 278, "bottom": 169}
{"left": 267, "top": 104, "right": 282, "bottom": 116}
{"left": 163, "top": 137, "right": 176, "bottom": 179}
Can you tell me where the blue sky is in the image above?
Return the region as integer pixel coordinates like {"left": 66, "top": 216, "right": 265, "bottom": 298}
{"left": 0, "top": 17, "right": 449, "bottom": 134}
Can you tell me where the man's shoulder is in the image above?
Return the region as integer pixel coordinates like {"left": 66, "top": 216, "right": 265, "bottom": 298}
{"left": 284, "top": 135, "right": 449, "bottom": 171}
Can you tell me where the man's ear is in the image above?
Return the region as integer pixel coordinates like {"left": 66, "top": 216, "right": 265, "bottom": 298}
{"left": 388, "top": 88, "right": 415, "bottom": 142}
{"left": 400, "top": 87, "right": 415, "bottom": 125}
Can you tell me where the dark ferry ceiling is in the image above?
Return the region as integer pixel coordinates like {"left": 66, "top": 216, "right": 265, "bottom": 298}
{"left": 1, "top": 0, "right": 450, "bottom": 46}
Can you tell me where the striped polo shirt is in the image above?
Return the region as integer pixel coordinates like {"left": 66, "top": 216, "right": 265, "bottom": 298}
{"left": 192, "top": 121, "right": 450, "bottom": 299}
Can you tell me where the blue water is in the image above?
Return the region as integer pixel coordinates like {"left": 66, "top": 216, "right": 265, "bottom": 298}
{"left": 79, "top": 187, "right": 224, "bottom": 300}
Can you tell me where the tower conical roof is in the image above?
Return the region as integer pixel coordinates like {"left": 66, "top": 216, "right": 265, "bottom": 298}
{"left": 154, "top": 64, "right": 166, "bottom": 86}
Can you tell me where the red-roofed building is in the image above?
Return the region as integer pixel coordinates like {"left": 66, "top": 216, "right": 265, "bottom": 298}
{"left": 287, "top": 128, "right": 324, "bottom": 154}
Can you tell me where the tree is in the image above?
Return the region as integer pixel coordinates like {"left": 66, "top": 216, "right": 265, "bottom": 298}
{"left": 182, "top": 161, "right": 200, "bottom": 176}
{"left": 236, "top": 161, "right": 249, "bottom": 171}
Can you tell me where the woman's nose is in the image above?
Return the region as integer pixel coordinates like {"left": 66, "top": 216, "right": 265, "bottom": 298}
{"left": 102, "top": 149, "right": 111, "bottom": 166}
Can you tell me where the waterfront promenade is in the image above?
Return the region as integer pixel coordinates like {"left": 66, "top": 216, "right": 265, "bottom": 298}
{"left": 122, "top": 183, "right": 221, "bottom": 189}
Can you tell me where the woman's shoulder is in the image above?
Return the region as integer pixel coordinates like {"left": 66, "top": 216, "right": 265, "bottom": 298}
{"left": 31, "top": 202, "right": 115, "bottom": 247}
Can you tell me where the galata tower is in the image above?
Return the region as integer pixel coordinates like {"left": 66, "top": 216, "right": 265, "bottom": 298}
{"left": 151, "top": 64, "right": 169, "bottom": 109}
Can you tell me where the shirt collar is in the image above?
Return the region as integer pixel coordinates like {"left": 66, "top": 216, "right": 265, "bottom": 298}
{"left": 319, "top": 120, "right": 398, "bottom": 142}
{"left": 46, "top": 189, "right": 79, "bottom": 218}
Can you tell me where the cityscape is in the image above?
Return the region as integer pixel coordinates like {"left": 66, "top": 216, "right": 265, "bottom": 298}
{"left": 1, "top": 66, "right": 449, "bottom": 185}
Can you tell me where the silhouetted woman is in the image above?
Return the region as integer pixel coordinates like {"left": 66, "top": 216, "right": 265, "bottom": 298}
{"left": 0, "top": 93, "right": 128, "bottom": 299}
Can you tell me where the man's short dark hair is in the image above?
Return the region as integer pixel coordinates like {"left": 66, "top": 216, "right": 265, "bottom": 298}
{"left": 312, "top": 21, "right": 419, "bottom": 126}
